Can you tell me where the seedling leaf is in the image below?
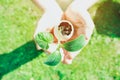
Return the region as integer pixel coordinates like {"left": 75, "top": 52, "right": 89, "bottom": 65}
{"left": 35, "top": 32, "right": 54, "bottom": 50}
{"left": 63, "top": 35, "right": 86, "bottom": 52}
{"left": 45, "top": 50, "right": 61, "bottom": 66}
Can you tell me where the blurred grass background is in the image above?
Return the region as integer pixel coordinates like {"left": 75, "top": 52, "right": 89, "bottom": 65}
{"left": 0, "top": 0, "right": 120, "bottom": 80}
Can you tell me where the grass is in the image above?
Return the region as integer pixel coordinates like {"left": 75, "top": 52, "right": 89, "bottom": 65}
{"left": 0, "top": 0, "right": 120, "bottom": 80}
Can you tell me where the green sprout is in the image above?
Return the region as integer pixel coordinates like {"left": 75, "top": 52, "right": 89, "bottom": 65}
{"left": 35, "top": 32, "right": 86, "bottom": 66}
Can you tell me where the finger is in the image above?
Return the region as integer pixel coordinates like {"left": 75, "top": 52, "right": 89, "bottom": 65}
{"left": 62, "top": 48, "right": 83, "bottom": 64}
{"left": 50, "top": 28, "right": 58, "bottom": 43}
{"left": 62, "top": 48, "right": 73, "bottom": 64}
{"left": 61, "top": 13, "right": 65, "bottom": 20}
{"left": 62, "top": 48, "right": 72, "bottom": 59}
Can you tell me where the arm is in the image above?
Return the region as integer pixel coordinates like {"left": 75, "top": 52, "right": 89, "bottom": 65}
{"left": 70, "top": 0, "right": 98, "bottom": 10}
{"left": 62, "top": 0, "right": 98, "bottom": 64}
{"left": 32, "top": 0, "right": 63, "bottom": 50}
{"left": 32, "top": 0, "right": 62, "bottom": 12}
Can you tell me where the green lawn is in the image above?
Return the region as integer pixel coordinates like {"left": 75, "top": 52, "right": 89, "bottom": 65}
{"left": 0, "top": 0, "right": 120, "bottom": 80}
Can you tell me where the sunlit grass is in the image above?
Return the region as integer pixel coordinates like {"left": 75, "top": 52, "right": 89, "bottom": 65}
{"left": 0, "top": 0, "right": 120, "bottom": 80}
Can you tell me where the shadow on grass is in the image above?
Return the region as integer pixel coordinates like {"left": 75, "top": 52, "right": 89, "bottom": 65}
{"left": 0, "top": 40, "right": 43, "bottom": 79}
{"left": 94, "top": 0, "right": 120, "bottom": 37}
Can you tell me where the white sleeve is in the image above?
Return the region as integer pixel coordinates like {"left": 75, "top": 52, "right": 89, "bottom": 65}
{"left": 33, "top": 0, "right": 63, "bottom": 50}
{"left": 71, "top": 0, "right": 98, "bottom": 10}
{"left": 32, "top": 0, "right": 62, "bottom": 12}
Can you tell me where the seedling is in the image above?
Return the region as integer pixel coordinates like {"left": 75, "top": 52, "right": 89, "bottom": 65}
{"left": 34, "top": 20, "right": 86, "bottom": 66}
{"left": 35, "top": 32, "right": 86, "bottom": 66}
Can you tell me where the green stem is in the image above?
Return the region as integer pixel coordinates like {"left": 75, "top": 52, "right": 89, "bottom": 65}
{"left": 56, "top": 40, "right": 61, "bottom": 50}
